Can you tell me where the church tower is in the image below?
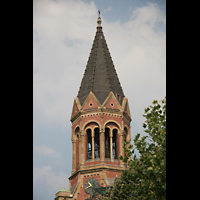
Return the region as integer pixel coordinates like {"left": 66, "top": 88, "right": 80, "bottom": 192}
{"left": 69, "top": 13, "right": 131, "bottom": 200}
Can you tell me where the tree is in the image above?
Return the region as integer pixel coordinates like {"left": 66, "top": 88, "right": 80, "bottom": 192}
{"left": 102, "top": 97, "right": 166, "bottom": 200}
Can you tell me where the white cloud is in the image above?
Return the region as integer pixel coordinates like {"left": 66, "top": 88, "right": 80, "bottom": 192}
{"left": 33, "top": 165, "right": 69, "bottom": 193}
{"left": 101, "top": 2, "right": 166, "bottom": 140}
{"left": 104, "top": 6, "right": 112, "bottom": 13}
{"left": 34, "top": 145, "right": 61, "bottom": 158}
{"left": 33, "top": 0, "right": 165, "bottom": 137}
{"left": 33, "top": 0, "right": 98, "bottom": 129}
{"left": 131, "top": 2, "right": 165, "bottom": 26}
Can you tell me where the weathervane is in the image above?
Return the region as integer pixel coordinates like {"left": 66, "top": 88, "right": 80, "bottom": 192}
{"left": 98, "top": 10, "right": 100, "bottom": 18}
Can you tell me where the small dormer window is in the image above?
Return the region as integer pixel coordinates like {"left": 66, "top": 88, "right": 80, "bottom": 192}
{"left": 116, "top": 94, "right": 121, "bottom": 100}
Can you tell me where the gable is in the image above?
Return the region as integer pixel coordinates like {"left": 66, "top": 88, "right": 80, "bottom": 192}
{"left": 125, "top": 102, "right": 131, "bottom": 117}
{"left": 83, "top": 96, "right": 99, "bottom": 110}
{"left": 125, "top": 102, "right": 128, "bottom": 112}
{"left": 105, "top": 96, "right": 120, "bottom": 109}
{"left": 102, "top": 91, "right": 122, "bottom": 111}
{"left": 71, "top": 101, "right": 79, "bottom": 119}
{"left": 71, "top": 97, "right": 82, "bottom": 120}
{"left": 81, "top": 91, "right": 101, "bottom": 111}
{"left": 121, "top": 97, "right": 131, "bottom": 118}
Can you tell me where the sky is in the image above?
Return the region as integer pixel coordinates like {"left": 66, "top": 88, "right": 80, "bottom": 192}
{"left": 33, "top": 0, "right": 166, "bottom": 199}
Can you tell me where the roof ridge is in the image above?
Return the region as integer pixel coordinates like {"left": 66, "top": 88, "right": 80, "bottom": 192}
{"left": 77, "top": 29, "right": 98, "bottom": 97}
{"left": 101, "top": 32, "right": 111, "bottom": 91}
{"left": 91, "top": 33, "right": 98, "bottom": 91}
{"left": 102, "top": 33, "right": 125, "bottom": 97}
{"left": 55, "top": 187, "right": 71, "bottom": 194}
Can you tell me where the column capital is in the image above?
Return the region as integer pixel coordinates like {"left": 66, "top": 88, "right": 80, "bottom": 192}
{"left": 119, "top": 130, "right": 124, "bottom": 136}
{"left": 80, "top": 131, "right": 84, "bottom": 136}
{"left": 100, "top": 129, "right": 104, "bottom": 133}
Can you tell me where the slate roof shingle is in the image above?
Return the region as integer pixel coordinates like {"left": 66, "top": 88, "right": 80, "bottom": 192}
{"left": 77, "top": 17, "right": 125, "bottom": 105}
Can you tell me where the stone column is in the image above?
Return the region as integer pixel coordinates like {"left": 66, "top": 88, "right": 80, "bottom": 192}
{"left": 79, "top": 131, "right": 84, "bottom": 168}
{"left": 92, "top": 129, "right": 95, "bottom": 161}
{"left": 100, "top": 129, "right": 105, "bottom": 164}
{"left": 119, "top": 130, "right": 125, "bottom": 167}
{"left": 72, "top": 139, "right": 76, "bottom": 174}
{"left": 110, "top": 131, "right": 113, "bottom": 162}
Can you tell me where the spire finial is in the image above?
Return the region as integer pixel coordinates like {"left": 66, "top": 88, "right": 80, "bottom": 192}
{"left": 98, "top": 10, "right": 100, "bottom": 18}
{"left": 97, "top": 10, "right": 102, "bottom": 28}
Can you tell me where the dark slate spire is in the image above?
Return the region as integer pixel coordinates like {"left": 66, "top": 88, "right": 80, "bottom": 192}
{"left": 77, "top": 13, "right": 124, "bottom": 105}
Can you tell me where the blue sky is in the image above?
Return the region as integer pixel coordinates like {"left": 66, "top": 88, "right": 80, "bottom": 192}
{"left": 33, "top": 0, "right": 166, "bottom": 199}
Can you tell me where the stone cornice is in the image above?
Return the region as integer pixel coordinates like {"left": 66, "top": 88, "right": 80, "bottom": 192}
{"left": 68, "top": 164, "right": 124, "bottom": 180}
{"left": 71, "top": 109, "right": 131, "bottom": 126}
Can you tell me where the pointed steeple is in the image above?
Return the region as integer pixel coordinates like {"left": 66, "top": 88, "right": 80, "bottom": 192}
{"left": 77, "top": 12, "right": 124, "bottom": 105}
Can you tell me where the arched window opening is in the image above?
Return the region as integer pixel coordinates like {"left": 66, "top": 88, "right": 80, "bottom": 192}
{"left": 112, "top": 129, "right": 117, "bottom": 159}
{"left": 87, "top": 129, "right": 92, "bottom": 159}
{"left": 74, "top": 127, "right": 80, "bottom": 168}
{"left": 105, "top": 128, "right": 110, "bottom": 158}
{"left": 75, "top": 127, "right": 80, "bottom": 139}
{"left": 94, "top": 128, "right": 100, "bottom": 158}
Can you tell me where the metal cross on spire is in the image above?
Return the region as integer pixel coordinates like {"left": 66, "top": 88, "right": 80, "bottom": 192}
{"left": 97, "top": 10, "right": 102, "bottom": 27}
{"left": 98, "top": 10, "right": 100, "bottom": 18}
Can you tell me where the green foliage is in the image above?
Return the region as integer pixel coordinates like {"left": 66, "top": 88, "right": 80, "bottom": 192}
{"left": 102, "top": 97, "right": 166, "bottom": 200}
